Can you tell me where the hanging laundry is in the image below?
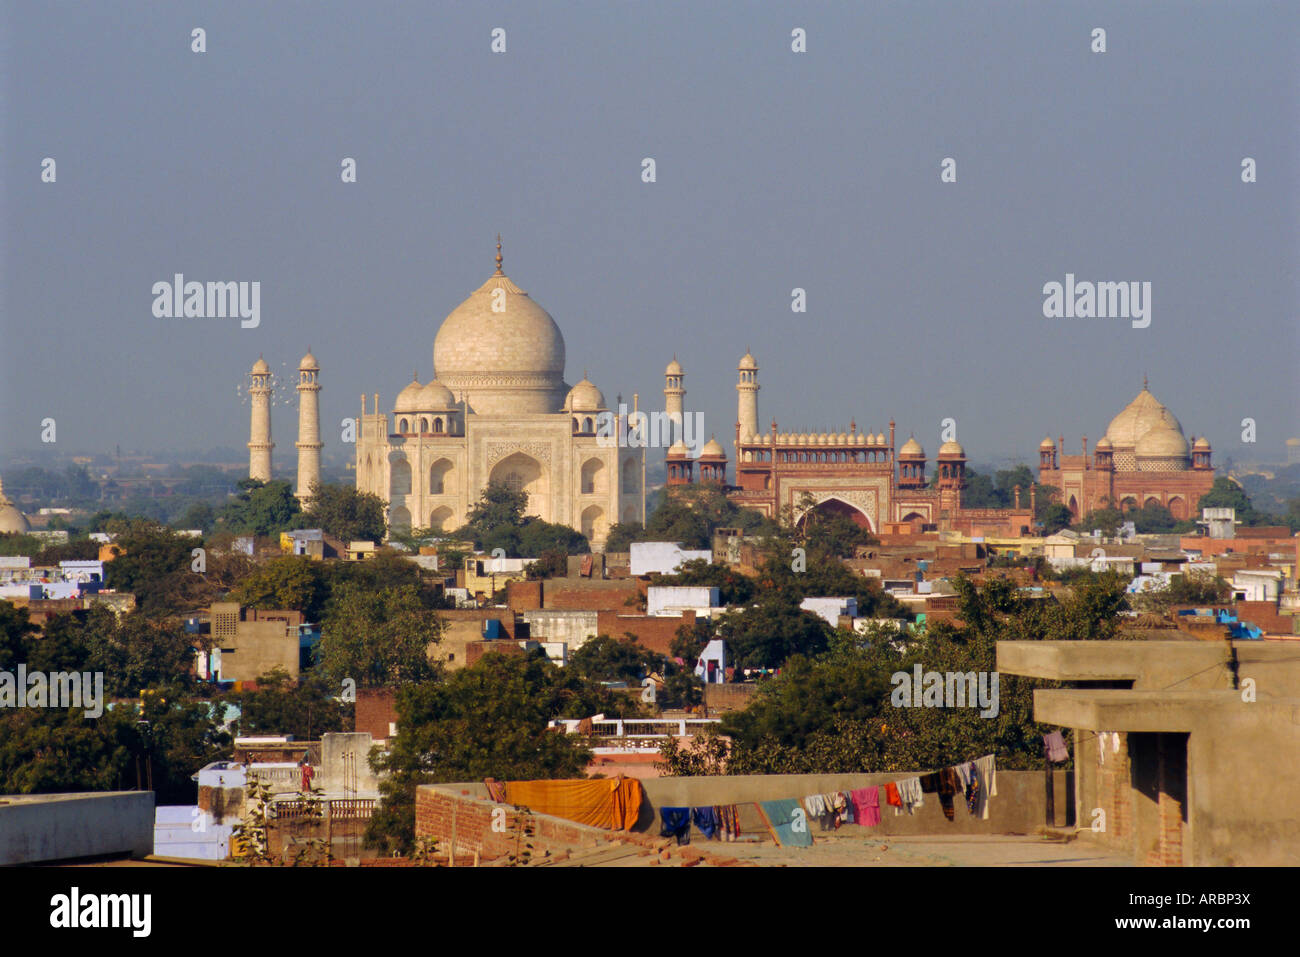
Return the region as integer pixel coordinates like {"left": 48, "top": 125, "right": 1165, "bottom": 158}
{"left": 937, "top": 766, "right": 961, "bottom": 821}
{"left": 955, "top": 761, "right": 973, "bottom": 791}
{"left": 802, "top": 793, "right": 827, "bottom": 817}
{"left": 692, "top": 806, "right": 721, "bottom": 840}
{"left": 718, "top": 804, "right": 742, "bottom": 841}
{"left": 897, "top": 777, "right": 924, "bottom": 814}
{"left": 1043, "top": 731, "right": 1068, "bottom": 763}
{"left": 972, "top": 754, "right": 998, "bottom": 820}
{"left": 505, "top": 776, "right": 643, "bottom": 830}
{"left": 965, "top": 772, "right": 981, "bottom": 816}
{"left": 850, "top": 786, "right": 881, "bottom": 827}
{"left": 758, "top": 798, "right": 813, "bottom": 847}
{"left": 918, "top": 772, "right": 941, "bottom": 794}
{"left": 818, "top": 791, "right": 848, "bottom": 830}
{"left": 660, "top": 806, "right": 692, "bottom": 845}
{"left": 829, "top": 791, "right": 849, "bottom": 828}
{"left": 884, "top": 781, "right": 902, "bottom": 809}
{"left": 484, "top": 778, "right": 507, "bottom": 803}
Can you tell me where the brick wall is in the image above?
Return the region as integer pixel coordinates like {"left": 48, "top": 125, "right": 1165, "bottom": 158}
{"left": 465, "top": 640, "right": 529, "bottom": 667}
{"left": 544, "top": 579, "right": 642, "bottom": 611}
{"left": 355, "top": 688, "right": 398, "bottom": 740}
{"left": 1093, "top": 732, "right": 1132, "bottom": 848}
{"left": 596, "top": 610, "right": 694, "bottom": 656}
{"left": 1144, "top": 732, "right": 1187, "bottom": 867}
{"left": 1147, "top": 790, "right": 1185, "bottom": 867}
{"left": 703, "top": 682, "right": 758, "bottom": 713}
{"left": 415, "top": 787, "right": 606, "bottom": 862}
{"left": 1237, "top": 600, "right": 1294, "bottom": 635}
{"left": 506, "top": 580, "right": 543, "bottom": 610}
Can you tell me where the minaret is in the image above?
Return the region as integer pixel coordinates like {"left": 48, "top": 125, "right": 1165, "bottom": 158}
{"left": 248, "top": 356, "right": 273, "bottom": 482}
{"left": 736, "top": 350, "right": 759, "bottom": 440}
{"left": 664, "top": 356, "right": 685, "bottom": 442}
{"left": 296, "top": 349, "right": 323, "bottom": 502}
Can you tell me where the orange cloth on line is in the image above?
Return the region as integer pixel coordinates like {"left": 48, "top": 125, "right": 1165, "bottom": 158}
{"left": 504, "top": 776, "right": 643, "bottom": 830}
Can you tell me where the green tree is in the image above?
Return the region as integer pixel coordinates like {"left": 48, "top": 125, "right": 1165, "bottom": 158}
{"left": 650, "top": 557, "right": 755, "bottom": 606}
{"left": 230, "top": 555, "right": 329, "bottom": 620}
{"left": 1037, "top": 503, "right": 1072, "bottom": 535}
{"left": 103, "top": 520, "right": 209, "bottom": 618}
{"left": 568, "top": 634, "right": 658, "bottom": 684}
{"left": 1197, "top": 476, "right": 1259, "bottom": 524}
{"left": 317, "top": 583, "right": 444, "bottom": 689}
{"left": 711, "top": 601, "right": 832, "bottom": 670}
{"left": 460, "top": 482, "right": 528, "bottom": 538}
{"left": 709, "top": 574, "right": 1129, "bottom": 775}
{"left": 0, "top": 706, "right": 136, "bottom": 794}
{"left": 180, "top": 501, "right": 216, "bottom": 533}
{"left": 643, "top": 483, "right": 775, "bottom": 550}
{"left": 366, "top": 651, "right": 630, "bottom": 854}
{"left": 453, "top": 481, "right": 588, "bottom": 557}
{"left": 1075, "top": 506, "right": 1124, "bottom": 537}
{"left": 218, "top": 479, "right": 302, "bottom": 537}
{"left": 0, "top": 600, "right": 38, "bottom": 671}
{"left": 301, "top": 482, "right": 387, "bottom": 542}
{"left": 524, "top": 549, "right": 569, "bottom": 580}
{"left": 228, "top": 667, "right": 352, "bottom": 739}
{"left": 139, "top": 686, "right": 234, "bottom": 805}
{"left": 602, "top": 521, "right": 645, "bottom": 553}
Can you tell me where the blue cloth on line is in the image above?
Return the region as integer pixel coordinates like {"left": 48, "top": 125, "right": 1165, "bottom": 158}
{"left": 692, "top": 806, "right": 720, "bottom": 839}
{"left": 759, "top": 798, "right": 813, "bottom": 847}
{"left": 660, "top": 806, "right": 691, "bottom": 845}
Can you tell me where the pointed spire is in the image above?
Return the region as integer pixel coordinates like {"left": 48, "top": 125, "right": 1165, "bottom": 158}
{"left": 1143, "top": 372, "right": 1148, "bottom": 390}
{"left": 495, "top": 234, "right": 503, "bottom": 274}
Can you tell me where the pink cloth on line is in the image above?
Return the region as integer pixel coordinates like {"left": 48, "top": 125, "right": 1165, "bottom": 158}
{"left": 850, "top": 786, "right": 881, "bottom": 827}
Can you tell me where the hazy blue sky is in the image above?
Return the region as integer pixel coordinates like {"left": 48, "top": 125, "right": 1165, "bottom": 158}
{"left": 4, "top": 1, "right": 1297, "bottom": 470}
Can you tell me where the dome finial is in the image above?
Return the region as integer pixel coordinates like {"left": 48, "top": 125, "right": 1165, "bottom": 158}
{"left": 1143, "top": 371, "right": 1148, "bottom": 390}
{"left": 495, "top": 234, "right": 503, "bottom": 274}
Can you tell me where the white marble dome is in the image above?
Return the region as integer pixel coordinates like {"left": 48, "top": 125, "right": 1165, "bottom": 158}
{"left": 0, "top": 479, "right": 29, "bottom": 534}
{"left": 418, "top": 380, "right": 457, "bottom": 410}
{"left": 564, "top": 376, "right": 605, "bottom": 412}
{"left": 433, "top": 256, "right": 567, "bottom": 416}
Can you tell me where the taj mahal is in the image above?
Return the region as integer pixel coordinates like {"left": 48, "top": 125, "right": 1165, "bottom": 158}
{"left": 244, "top": 240, "right": 1213, "bottom": 549}
{"left": 351, "top": 239, "right": 645, "bottom": 547}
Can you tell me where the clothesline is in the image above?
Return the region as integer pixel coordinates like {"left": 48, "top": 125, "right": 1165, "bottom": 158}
{"left": 660, "top": 753, "right": 1000, "bottom": 848}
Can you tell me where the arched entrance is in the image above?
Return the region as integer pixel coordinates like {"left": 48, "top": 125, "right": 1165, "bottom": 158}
{"left": 796, "top": 496, "right": 873, "bottom": 532}
{"left": 489, "top": 452, "right": 548, "bottom": 519}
